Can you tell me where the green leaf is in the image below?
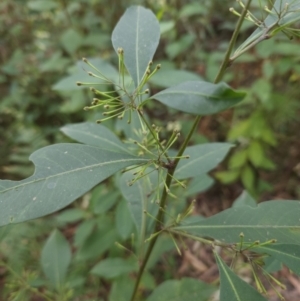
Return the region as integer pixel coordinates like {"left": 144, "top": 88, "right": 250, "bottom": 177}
{"left": 90, "top": 257, "right": 138, "bottom": 279}
{"left": 116, "top": 199, "right": 134, "bottom": 240}
{"left": 109, "top": 275, "right": 134, "bottom": 301}
{"left": 52, "top": 58, "right": 118, "bottom": 91}
{"left": 76, "top": 227, "right": 117, "bottom": 261}
{"left": 184, "top": 175, "right": 214, "bottom": 197}
{"left": 74, "top": 219, "right": 96, "bottom": 247}
{"left": 151, "top": 81, "right": 246, "bottom": 115}
{"left": 119, "top": 170, "right": 159, "bottom": 238}
{"left": 27, "top": 0, "right": 58, "bottom": 11}
{"left": 0, "top": 144, "right": 148, "bottom": 226}
{"left": 166, "top": 34, "right": 196, "bottom": 59}
{"left": 146, "top": 277, "right": 214, "bottom": 301}
{"left": 149, "top": 69, "right": 202, "bottom": 88}
{"left": 159, "top": 21, "right": 175, "bottom": 34}
{"left": 241, "top": 165, "right": 255, "bottom": 192}
{"left": 215, "top": 170, "right": 240, "bottom": 184}
{"left": 247, "top": 141, "right": 264, "bottom": 167}
{"left": 59, "top": 90, "right": 86, "bottom": 114}
{"left": 90, "top": 189, "right": 119, "bottom": 215}
{"left": 0, "top": 225, "right": 12, "bottom": 242}
{"left": 61, "top": 122, "right": 130, "bottom": 154}
{"left": 41, "top": 230, "right": 71, "bottom": 289}
{"left": 60, "top": 29, "right": 83, "bottom": 55}
{"left": 111, "top": 6, "right": 160, "bottom": 87}
{"left": 236, "top": 1, "right": 300, "bottom": 55}
{"left": 174, "top": 201, "right": 300, "bottom": 244}
{"left": 56, "top": 208, "right": 85, "bottom": 223}
{"left": 233, "top": 190, "right": 256, "bottom": 208}
{"left": 214, "top": 251, "right": 268, "bottom": 301}
{"left": 228, "top": 149, "right": 248, "bottom": 169}
{"left": 175, "top": 143, "right": 233, "bottom": 179}
{"left": 179, "top": 3, "right": 207, "bottom": 18}
{"left": 253, "top": 243, "right": 300, "bottom": 276}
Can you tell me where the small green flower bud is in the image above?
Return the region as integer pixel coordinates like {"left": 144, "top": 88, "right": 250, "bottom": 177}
{"left": 76, "top": 82, "right": 82, "bottom": 86}
{"left": 83, "top": 106, "right": 90, "bottom": 111}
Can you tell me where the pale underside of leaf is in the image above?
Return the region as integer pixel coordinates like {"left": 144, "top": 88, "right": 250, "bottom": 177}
{"left": 111, "top": 6, "right": 160, "bottom": 87}
{"left": 0, "top": 144, "right": 147, "bottom": 226}
{"left": 60, "top": 122, "right": 130, "bottom": 153}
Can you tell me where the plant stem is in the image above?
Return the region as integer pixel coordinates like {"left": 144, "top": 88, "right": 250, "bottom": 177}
{"left": 214, "top": 0, "right": 252, "bottom": 83}
{"left": 130, "top": 2, "right": 251, "bottom": 300}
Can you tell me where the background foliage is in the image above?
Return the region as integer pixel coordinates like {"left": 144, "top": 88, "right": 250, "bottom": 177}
{"left": 0, "top": 0, "right": 300, "bottom": 300}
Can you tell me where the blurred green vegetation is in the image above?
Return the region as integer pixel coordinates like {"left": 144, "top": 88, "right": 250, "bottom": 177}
{"left": 1, "top": 0, "right": 300, "bottom": 300}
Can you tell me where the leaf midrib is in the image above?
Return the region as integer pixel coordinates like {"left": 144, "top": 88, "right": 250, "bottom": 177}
{"left": 1, "top": 158, "right": 147, "bottom": 193}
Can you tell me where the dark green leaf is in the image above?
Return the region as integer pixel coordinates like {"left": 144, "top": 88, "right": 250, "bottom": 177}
{"left": 0, "top": 144, "right": 148, "bottom": 226}
{"left": 174, "top": 201, "right": 300, "bottom": 244}
{"left": 214, "top": 251, "right": 267, "bottom": 301}
{"left": 151, "top": 81, "right": 246, "bottom": 115}
{"left": 109, "top": 275, "right": 134, "bottom": 301}
{"left": 76, "top": 227, "right": 117, "bottom": 261}
{"left": 74, "top": 219, "right": 96, "bottom": 247}
{"left": 90, "top": 257, "right": 137, "bottom": 279}
{"left": 175, "top": 143, "right": 233, "bottom": 179}
{"left": 56, "top": 208, "right": 85, "bottom": 223}
{"left": 111, "top": 6, "right": 160, "bottom": 87}
{"left": 253, "top": 243, "right": 300, "bottom": 276}
{"left": 116, "top": 199, "right": 134, "bottom": 240}
{"left": 41, "top": 230, "right": 71, "bottom": 289}
{"left": 146, "top": 277, "right": 214, "bottom": 301}
{"left": 119, "top": 170, "right": 159, "bottom": 238}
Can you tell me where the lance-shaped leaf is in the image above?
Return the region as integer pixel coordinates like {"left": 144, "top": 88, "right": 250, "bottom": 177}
{"left": 111, "top": 6, "right": 160, "bottom": 87}
{"left": 90, "top": 257, "right": 138, "bottom": 279}
{"left": 41, "top": 229, "right": 71, "bottom": 289}
{"left": 233, "top": 190, "right": 257, "bottom": 208}
{"left": 214, "top": 251, "right": 268, "bottom": 301}
{"left": 174, "top": 201, "right": 300, "bottom": 244}
{"left": 0, "top": 144, "right": 148, "bottom": 226}
{"left": 175, "top": 143, "right": 233, "bottom": 179}
{"left": 61, "top": 122, "right": 130, "bottom": 154}
{"left": 151, "top": 81, "right": 246, "bottom": 115}
{"left": 146, "top": 277, "right": 214, "bottom": 301}
{"left": 235, "top": 0, "right": 300, "bottom": 55}
{"left": 253, "top": 243, "right": 300, "bottom": 276}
